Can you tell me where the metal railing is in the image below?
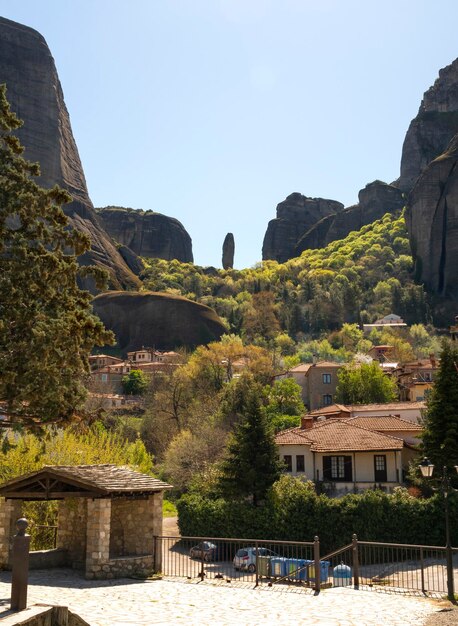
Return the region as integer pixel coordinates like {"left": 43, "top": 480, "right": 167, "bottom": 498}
{"left": 29, "top": 525, "right": 58, "bottom": 551}
{"left": 156, "top": 533, "right": 457, "bottom": 598}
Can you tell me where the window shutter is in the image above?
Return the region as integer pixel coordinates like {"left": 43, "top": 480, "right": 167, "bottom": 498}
{"left": 323, "top": 456, "right": 332, "bottom": 480}
{"left": 344, "top": 456, "right": 352, "bottom": 481}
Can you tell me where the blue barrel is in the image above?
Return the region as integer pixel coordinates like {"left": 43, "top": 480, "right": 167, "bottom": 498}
{"left": 333, "top": 562, "right": 352, "bottom": 586}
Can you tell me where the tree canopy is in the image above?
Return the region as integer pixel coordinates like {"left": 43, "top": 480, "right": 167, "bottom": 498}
{"left": 335, "top": 361, "right": 398, "bottom": 404}
{"left": 217, "top": 383, "right": 283, "bottom": 506}
{"left": 0, "top": 85, "right": 113, "bottom": 428}
{"left": 421, "top": 341, "right": 458, "bottom": 471}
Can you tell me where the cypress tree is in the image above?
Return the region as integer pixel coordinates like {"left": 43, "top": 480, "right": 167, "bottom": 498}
{"left": 0, "top": 85, "right": 113, "bottom": 428}
{"left": 422, "top": 340, "right": 458, "bottom": 471}
{"left": 218, "top": 383, "right": 283, "bottom": 506}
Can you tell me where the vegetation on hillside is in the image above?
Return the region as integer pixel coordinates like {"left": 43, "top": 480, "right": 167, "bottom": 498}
{"left": 142, "top": 212, "right": 430, "bottom": 342}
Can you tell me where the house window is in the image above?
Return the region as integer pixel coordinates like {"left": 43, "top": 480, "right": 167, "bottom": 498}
{"left": 323, "top": 455, "right": 352, "bottom": 481}
{"left": 322, "top": 394, "right": 333, "bottom": 406}
{"left": 101, "top": 374, "right": 108, "bottom": 382}
{"left": 374, "top": 455, "right": 387, "bottom": 482}
{"left": 283, "top": 455, "right": 292, "bottom": 472}
{"left": 296, "top": 455, "right": 305, "bottom": 472}
{"left": 322, "top": 373, "right": 331, "bottom": 384}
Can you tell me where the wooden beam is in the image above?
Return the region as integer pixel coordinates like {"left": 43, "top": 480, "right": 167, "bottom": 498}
{"left": 4, "top": 491, "right": 103, "bottom": 500}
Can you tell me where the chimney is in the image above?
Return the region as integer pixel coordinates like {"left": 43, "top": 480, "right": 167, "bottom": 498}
{"left": 300, "top": 416, "right": 314, "bottom": 430}
{"left": 430, "top": 353, "right": 436, "bottom": 368}
{"left": 312, "top": 353, "right": 318, "bottom": 365}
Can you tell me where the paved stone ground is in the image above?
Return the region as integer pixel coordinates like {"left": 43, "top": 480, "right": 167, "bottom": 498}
{"left": 0, "top": 569, "right": 447, "bottom": 626}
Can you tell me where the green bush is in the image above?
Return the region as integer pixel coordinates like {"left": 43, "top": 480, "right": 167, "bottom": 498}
{"left": 177, "top": 476, "right": 457, "bottom": 553}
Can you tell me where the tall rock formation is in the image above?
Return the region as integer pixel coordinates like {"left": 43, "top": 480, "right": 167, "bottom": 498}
{"left": 406, "top": 134, "right": 458, "bottom": 300}
{"left": 399, "top": 57, "right": 458, "bottom": 192}
{"left": 92, "top": 291, "right": 227, "bottom": 352}
{"left": 262, "top": 193, "right": 344, "bottom": 263}
{"left": 0, "top": 17, "right": 140, "bottom": 290}
{"left": 296, "top": 181, "right": 405, "bottom": 254}
{"left": 96, "top": 206, "right": 193, "bottom": 263}
{"left": 222, "top": 233, "right": 235, "bottom": 269}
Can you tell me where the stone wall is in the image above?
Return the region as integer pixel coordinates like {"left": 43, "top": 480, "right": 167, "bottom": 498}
{"left": 0, "top": 605, "right": 90, "bottom": 626}
{"left": 57, "top": 499, "right": 87, "bottom": 570}
{"left": 110, "top": 494, "right": 161, "bottom": 557}
{"left": 0, "top": 498, "right": 23, "bottom": 568}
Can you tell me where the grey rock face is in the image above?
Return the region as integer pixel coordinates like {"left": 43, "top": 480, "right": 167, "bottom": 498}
{"left": 0, "top": 17, "right": 139, "bottom": 290}
{"left": 262, "top": 193, "right": 343, "bottom": 262}
{"left": 406, "top": 134, "right": 458, "bottom": 299}
{"left": 96, "top": 206, "right": 193, "bottom": 263}
{"left": 399, "top": 58, "right": 458, "bottom": 192}
{"left": 222, "top": 233, "right": 235, "bottom": 269}
{"left": 295, "top": 181, "right": 405, "bottom": 254}
{"left": 92, "top": 291, "right": 226, "bottom": 352}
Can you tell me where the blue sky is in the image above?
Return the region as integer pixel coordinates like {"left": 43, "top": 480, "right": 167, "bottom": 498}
{"left": 1, "top": 1, "right": 458, "bottom": 268}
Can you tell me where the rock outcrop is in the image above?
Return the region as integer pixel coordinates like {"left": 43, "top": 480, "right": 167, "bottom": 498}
{"left": 0, "top": 17, "right": 140, "bottom": 290}
{"left": 222, "top": 233, "right": 235, "bottom": 269}
{"left": 96, "top": 206, "right": 193, "bottom": 263}
{"left": 262, "top": 193, "right": 344, "bottom": 262}
{"left": 296, "top": 181, "right": 405, "bottom": 253}
{"left": 399, "top": 58, "right": 458, "bottom": 192}
{"left": 406, "top": 134, "right": 458, "bottom": 299}
{"left": 92, "top": 291, "right": 227, "bottom": 352}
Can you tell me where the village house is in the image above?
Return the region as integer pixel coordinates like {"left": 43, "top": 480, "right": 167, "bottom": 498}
{"left": 309, "top": 400, "right": 426, "bottom": 424}
{"left": 89, "top": 354, "right": 123, "bottom": 371}
{"left": 392, "top": 355, "right": 439, "bottom": 402}
{"left": 275, "top": 416, "right": 417, "bottom": 496}
{"left": 276, "top": 360, "right": 343, "bottom": 410}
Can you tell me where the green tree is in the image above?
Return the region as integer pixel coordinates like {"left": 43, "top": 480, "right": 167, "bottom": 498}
{"left": 264, "top": 378, "right": 305, "bottom": 417}
{"left": 336, "top": 362, "right": 398, "bottom": 404}
{"left": 122, "top": 370, "right": 149, "bottom": 395}
{"left": 422, "top": 341, "right": 458, "bottom": 471}
{"left": 218, "top": 384, "right": 283, "bottom": 505}
{"left": 0, "top": 85, "right": 113, "bottom": 428}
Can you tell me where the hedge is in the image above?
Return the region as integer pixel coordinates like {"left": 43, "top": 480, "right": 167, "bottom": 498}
{"left": 177, "top": 476, "right": 458, "bottom": 554}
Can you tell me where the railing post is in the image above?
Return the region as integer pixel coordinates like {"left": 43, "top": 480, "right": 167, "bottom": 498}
{"left": 420, "top": 547, "right": 426, "bottom": 595}
{"left": 199, "top": 542, "right": 205, "bottom": 581}
{"left": 352, "top": 534, "right": 359, "bottom": 589}
{"left": 255, "top": 540, "right": 259, "bottom": 587}
{"left": 10, "top": 518, "right": 30, "bottom": 611}
{"left": 314, "top": 535, "right": 321, "bottom": 593}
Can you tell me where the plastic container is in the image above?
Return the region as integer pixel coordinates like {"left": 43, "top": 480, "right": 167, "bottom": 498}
{"left": 271, "top": 557, "right": 288, "bottom": 577}
{"left": 286, "top": 558, "right": 308, "bottom": 581}
{"left": 307, "top": 560, "right": 330, "bottom": 583}
{"left": 257, "top": 555, "right": 271, "bottom": 577}
{"left": 333, "top": 562, "right": 352, "bottom": 586}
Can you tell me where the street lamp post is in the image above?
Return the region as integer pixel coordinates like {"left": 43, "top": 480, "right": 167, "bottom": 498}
{"left": 419, "top": 459, "right": 458, "bottom": 604}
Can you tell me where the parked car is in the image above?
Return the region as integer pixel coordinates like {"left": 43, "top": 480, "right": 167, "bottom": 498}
{"left": 233, "top": 547, "right": 278, "bottom": 573}
{"left": 189, "top": 541, "right": 218, "bottom": 562}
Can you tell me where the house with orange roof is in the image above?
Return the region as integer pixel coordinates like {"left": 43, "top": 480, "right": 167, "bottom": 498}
{"left": 275, "top": 416, "right": 417, "bottom": 496}
{"left": 310, "top": 401, "right": 426, "bottom": 424}
{"left": 343, "top": 415, "right": 422, "bottom": 445}
{"left": 276, "top": 360, "right": 344, "bottom": 410}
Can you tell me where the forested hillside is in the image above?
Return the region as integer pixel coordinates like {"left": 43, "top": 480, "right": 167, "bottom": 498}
{"left": 142, "top": 211, "right": 430, "bottom": 341}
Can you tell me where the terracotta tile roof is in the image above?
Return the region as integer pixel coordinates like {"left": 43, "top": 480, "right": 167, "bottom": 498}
{"left": 309, "top": 404, "right": 351, "bottom": 417}
{"left": 289, "top": 361, "right": 343, "bottom": 374}
{"left": 0, "top": 464, "right": 172, "bottom": 496}
{"left": 275, "top": 421, "right": 404, "bottom": 452}
{"left": 348, "top": 401, "right": 426, "bottom": 412}
{"left": 344, "top": 416, "right": 423, "bottom": 432}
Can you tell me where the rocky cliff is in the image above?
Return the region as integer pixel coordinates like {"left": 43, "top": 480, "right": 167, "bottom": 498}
{"left": 222, "top": 233, "right": 235, "bottom": 269}
{"left": 296, "top": 181, "right": 405, "bottom": 254}
{"left": 92, "top": 291, "right": 227, "bottom": 352}
{"left": 0, "top": 17, "right": 140, "bottom": 290}
{"left": 406, "top": 134, "right": 458, "bottom": 300}
{"left": 399, "top": 57, "right": 458, "bottom": 192}
{"left": 262, "top": 193, "right": 344, "bottom": 262}
{"left": 96, "top": 206, "right": 193, "bottom": 263}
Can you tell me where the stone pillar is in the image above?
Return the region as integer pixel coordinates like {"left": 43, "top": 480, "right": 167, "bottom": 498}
{"left": 85, "top": 498, "right": 111, "bottom": 579}
{"left": 0, "top": 498, "right": 22, "bottom": 568}
{"left": 151, "top": 492, "right": 163, "bottom": 573}
{"left": 57, "top": 498, "right": 88, "bottom": 569}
